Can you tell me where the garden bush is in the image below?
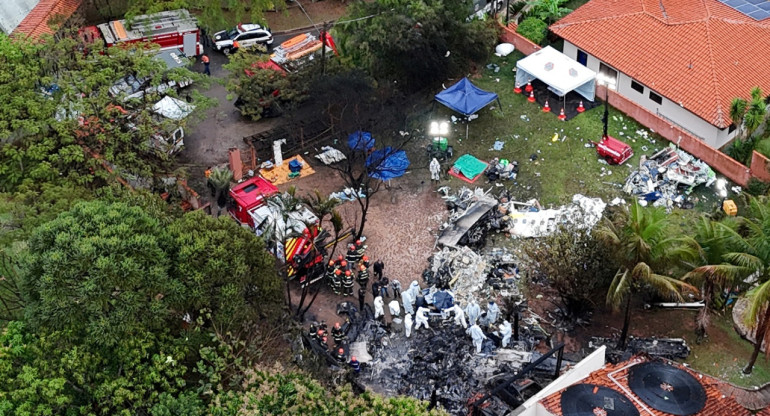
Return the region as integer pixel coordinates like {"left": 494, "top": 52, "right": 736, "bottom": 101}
{"left": 517, "top": 17, "right": 548, "bottom": 45}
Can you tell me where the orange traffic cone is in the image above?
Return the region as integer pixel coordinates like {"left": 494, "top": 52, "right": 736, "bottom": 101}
{"left": 525, "top": 82, "right": 533, "bottom": 93}
{"left": 558, "top": 108, "right": 567, "bottom": 121}
{"left": 542, "top": 100, "right": 551, "bottom": 112}
{"left": 527, "top": 91, "right": 536, "bottom": 103}
{"left": 514, "top": 83, "right": 522, "bottom": 94}
{"left": 576, "top": 101, "right": 585, "bottom": 113}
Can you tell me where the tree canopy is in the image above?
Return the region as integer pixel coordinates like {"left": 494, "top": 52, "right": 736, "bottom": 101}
{"left": 334, "top": 0, "right": 498, "bottom": 90}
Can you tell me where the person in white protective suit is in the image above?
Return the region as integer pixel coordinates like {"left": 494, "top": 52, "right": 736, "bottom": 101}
{"left": 388, "top": 299, "right": 401, "bottom": 317}
{"left": 429, "top": 158, "right": 441, "bottom": 182}
{"left": 465, "top": 300, "right": 481, "bottom": 326}
{"left": 486, "top": 301, "right": 500, "bottom": 324}
{"left": 374, "top": 296, "right": 385, "bottom": 320}
{"left": 404, "top": 313, "right": 413, "bottom": 338}
{"left": 450, "top": 304, "right": 467, "bottom": 328}
{"left": 467, "top": 324, "right": 487, "bottom": 354}
{"left": 415, "top": 306, "right": 430, "bottom": 330}
{"left": 499, "top": 320, "right": 512, "bottom": 348}
{"left": 401, "top": 288, "right": 415, "bottom": 315}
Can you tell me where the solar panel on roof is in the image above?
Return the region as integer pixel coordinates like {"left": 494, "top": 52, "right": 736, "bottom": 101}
{"left": 718, "top": 0, "right": 770, "bottom": 20}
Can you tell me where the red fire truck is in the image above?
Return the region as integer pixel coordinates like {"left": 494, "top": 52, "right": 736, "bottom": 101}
{"left": 81, "top": 9, "right": 203, "bottom": 57}
{"left": 228, "top": 176, "right": 327, "bottom": 284}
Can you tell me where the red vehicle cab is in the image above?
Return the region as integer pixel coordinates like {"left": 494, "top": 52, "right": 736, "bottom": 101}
{"left": 81, "top": 9, "right": 203, "bottom": 56}
{"left": 595, "top": 135, "right": 634, "bottom": 165}
{"left": 228, "top": 176, "right": 326, "bottom": 284}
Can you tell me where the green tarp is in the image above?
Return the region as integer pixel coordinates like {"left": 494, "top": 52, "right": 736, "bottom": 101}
{"left": 453, "top": 154, "right": 487, "bottom": 179}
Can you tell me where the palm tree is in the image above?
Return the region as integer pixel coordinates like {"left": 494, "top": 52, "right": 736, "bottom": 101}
{"left": 595, "top": 202, "right": 697, "bottom": 349}
{"left": 744, "top": 87, "right": 767, "bottom": 139}
{"left": 729, "top": 97, "right": 748, "bottom": 137}
{"left": 682, "top": 216, "right": 741, "bottom": 340}
{"left": 713, "top": 196, "right": 770, "bottom": 374}
{"left": 207, "top": 167, "right": 232, "bottom": 209}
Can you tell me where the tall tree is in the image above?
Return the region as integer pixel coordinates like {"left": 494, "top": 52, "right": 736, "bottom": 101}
{"left": 682, "top": 216, "right": 740, "bottom": 340}
{"left": 729, "top": 97, "right": 748, "bottom": 137}
{"left": 334, "top": 0, "right": 498, "bottom": 91}
{"left": 595, "top": 203, "right": 696, "bottom": 349}
{"left": 744, "top": 87, "right": 767, "bottom": 139}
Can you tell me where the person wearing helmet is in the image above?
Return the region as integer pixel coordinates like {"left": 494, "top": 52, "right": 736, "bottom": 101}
{"left": 346, "top": 243, "right": 358, "bottom": 265}
{"left": 332, "top": 269, "right": 342, "bottom": 295}
{"left": 342, "top": 270, "right": 354, "bottom": 296}
{"left": 360, "top": 255, "right": 371, "bottom": 269}
{"left": 354, "top": 239, "right": 367, "bottom": 259}
{"left": 331, "top": 322, "right": 346, "bottom": 345}
{"left": 357, "top": 264, "right": 370, "bottom": 289}
{"left": 335, "top": 347, "right": 346, "bottom": 362}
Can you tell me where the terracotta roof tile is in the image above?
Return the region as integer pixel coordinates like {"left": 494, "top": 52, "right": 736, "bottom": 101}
{"left": 539, "top": 356, "right": 753, "bottom": 416}
{"left": 12, "top": 0, "right": 82, "bottom": 40}
{"left": 550, "top": 0, "right": 770, "bottom": 128}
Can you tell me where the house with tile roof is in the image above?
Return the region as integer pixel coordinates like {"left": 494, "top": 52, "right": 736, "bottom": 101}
{"left": 513, "top": 349, "right": 770, "bottom": 416}
{"left": 11, "top": 0, "right": 82, "bottom": 40}
{"left": 550, "top": 0, "right": 770, "bottom": 149}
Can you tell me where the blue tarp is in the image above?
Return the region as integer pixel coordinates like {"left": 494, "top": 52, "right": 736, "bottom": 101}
{"left": 366, "top": 146, "right": 410, "bottom": 181}
{"left": 432, "top": 291, "right": 454, "bottom": 310}
{"left": 347, "top": 131, "right": 374, "bottom": 151}
{"left": 435, "top": 77, "right": 499, "bottom": 116}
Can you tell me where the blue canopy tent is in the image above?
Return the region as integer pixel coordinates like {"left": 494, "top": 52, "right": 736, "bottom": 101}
{"left": 347, "top": 131, "right": 375, "bottom": 152}
{"left": 366, "top": 146, "right": 410, "bottom": 181}
{"left": 435, "top": 77, "right": 502, "bottom": 138}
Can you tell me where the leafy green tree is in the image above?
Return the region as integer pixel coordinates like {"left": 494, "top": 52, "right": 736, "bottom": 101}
{"left": 334, "top": 0, "right": 498, "bottom": 90}
{"left": 223, "top": 51, "right": 309, "bottom": 121}
{"left": 168, "top": 210, "right": 281, "bottom": 333}
{"left": 22, "top": 200, "right": 176, "bottom": 347}
{"left": 744, "top": 87, "right": 767, "bottom": 139}
{"left": 0, "top": 32, "right": 212, "bottom": 192}
{"left": 522, "top": 226, "right": 615, "bottom": 320}
{"left": 595, "top": 203, "right": 696, "bottom": 349}
{"left": 527, "top": 0, "right": 572, "bottom": 25}
{"left": 517, "top": 17, "right": 548, "bottom": 44}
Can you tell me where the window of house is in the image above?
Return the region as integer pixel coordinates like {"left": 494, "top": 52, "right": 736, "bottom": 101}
{"left": 729, "top": 123, "right": 736, "bottom": 134}
{"left": 631, "top": 80, "right": 644, "bottom": 94}
{"left": 649, "top": 91, "right": 663, "bottom": 105}
{"left": 598, "top": 63, "right": 618, "bottom": 90}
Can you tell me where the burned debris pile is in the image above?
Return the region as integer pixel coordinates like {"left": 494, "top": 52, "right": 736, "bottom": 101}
{"left": 589, "top": 336, "right": 691, "bottom": 363}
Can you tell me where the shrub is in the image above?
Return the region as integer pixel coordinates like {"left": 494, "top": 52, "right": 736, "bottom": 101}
{"left": 746, "top": 177, "right": 770, "bottom": 196}
{"left": 517, "top": 17, "right": 548, "bottom": 45}
{"left": 725, "top": 137, "right": 756, "bottom": 166}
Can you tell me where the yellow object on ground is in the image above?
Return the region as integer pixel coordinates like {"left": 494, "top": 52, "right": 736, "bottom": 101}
{"left": 260, "top": 155, "right": 315, "bottom": 185}
{"left": 723, "top": 199, "right": 737, "bottom": 216}
{"left": 551, "top": 133, "right": 559, "bottom": 142}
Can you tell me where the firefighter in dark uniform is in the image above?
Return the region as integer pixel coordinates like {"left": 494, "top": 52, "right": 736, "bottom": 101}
{"left": 332, "top": 322, "right": 346, "bottom": 346}
{"left": 346, "top": 244, "right": 358, "bottom": 268}
{"left": 343, "top": 270, "right": 354, "bottom": 296}
{"left": 325, "top": 260, "right": 337, "bottom": 291}
{"left": 335, "top": 347, "right": 346, "bottom": 362}
{"left": 360, "top": 255, "right": 371, "bottom": 269}
{"left": 309, "top": 322, "right": 318, "bottom": 341}
{"left": 354, "top": 239, "right": 367, "bottom": 261}
{"left": 332, "top": 269, "right": 342, "bottom": 295}
{"left": 357, "top": 264, "right": 370, "bottom": 289}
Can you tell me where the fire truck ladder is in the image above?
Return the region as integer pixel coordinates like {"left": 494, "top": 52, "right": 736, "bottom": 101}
{"left": 129, "top": 10, "right": 196, "bottom": 37}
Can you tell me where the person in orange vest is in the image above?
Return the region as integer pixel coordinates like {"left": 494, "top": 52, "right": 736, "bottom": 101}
{"left": 232, "top": 40, "right": 240, "bottom": 53}
{"left": 201, "top": 54, "right": 210, "bottom": 76}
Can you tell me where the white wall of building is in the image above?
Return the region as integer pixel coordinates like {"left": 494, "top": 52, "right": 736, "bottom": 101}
{"left": 0, "top": 0, "right": 40, "bottom": 34}
{"left": 562, "top": 41, "right": 738, "bottom": 149}
{"left": 513, "top": 346, "right": 607, "bottom": 416}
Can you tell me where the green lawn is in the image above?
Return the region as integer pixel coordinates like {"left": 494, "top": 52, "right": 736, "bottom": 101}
{"left": 685, "top": 314, "right": 770, "bottom": 387}
{"left": 435, "top": 53, "right": 672, "bottom": 206}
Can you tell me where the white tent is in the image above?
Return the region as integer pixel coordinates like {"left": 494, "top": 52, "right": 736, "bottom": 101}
{"left": 515, "top": 46, "right": 597, "bottom": 102}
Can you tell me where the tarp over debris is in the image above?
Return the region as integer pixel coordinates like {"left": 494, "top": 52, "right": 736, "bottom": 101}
{"left": 347, "top": 131, "right": 374, "bottom": 151}
{"left": 366, "top": 147, "right": 410, "bottom": 181}
{"left": 453, "top": 154, "right": 488, "bottom": 181}
{"left": 515, "top": 46, "right": 597, "bottom": 101}
{"left": 435, "top": 77, "right": 500, "bottom": 116}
